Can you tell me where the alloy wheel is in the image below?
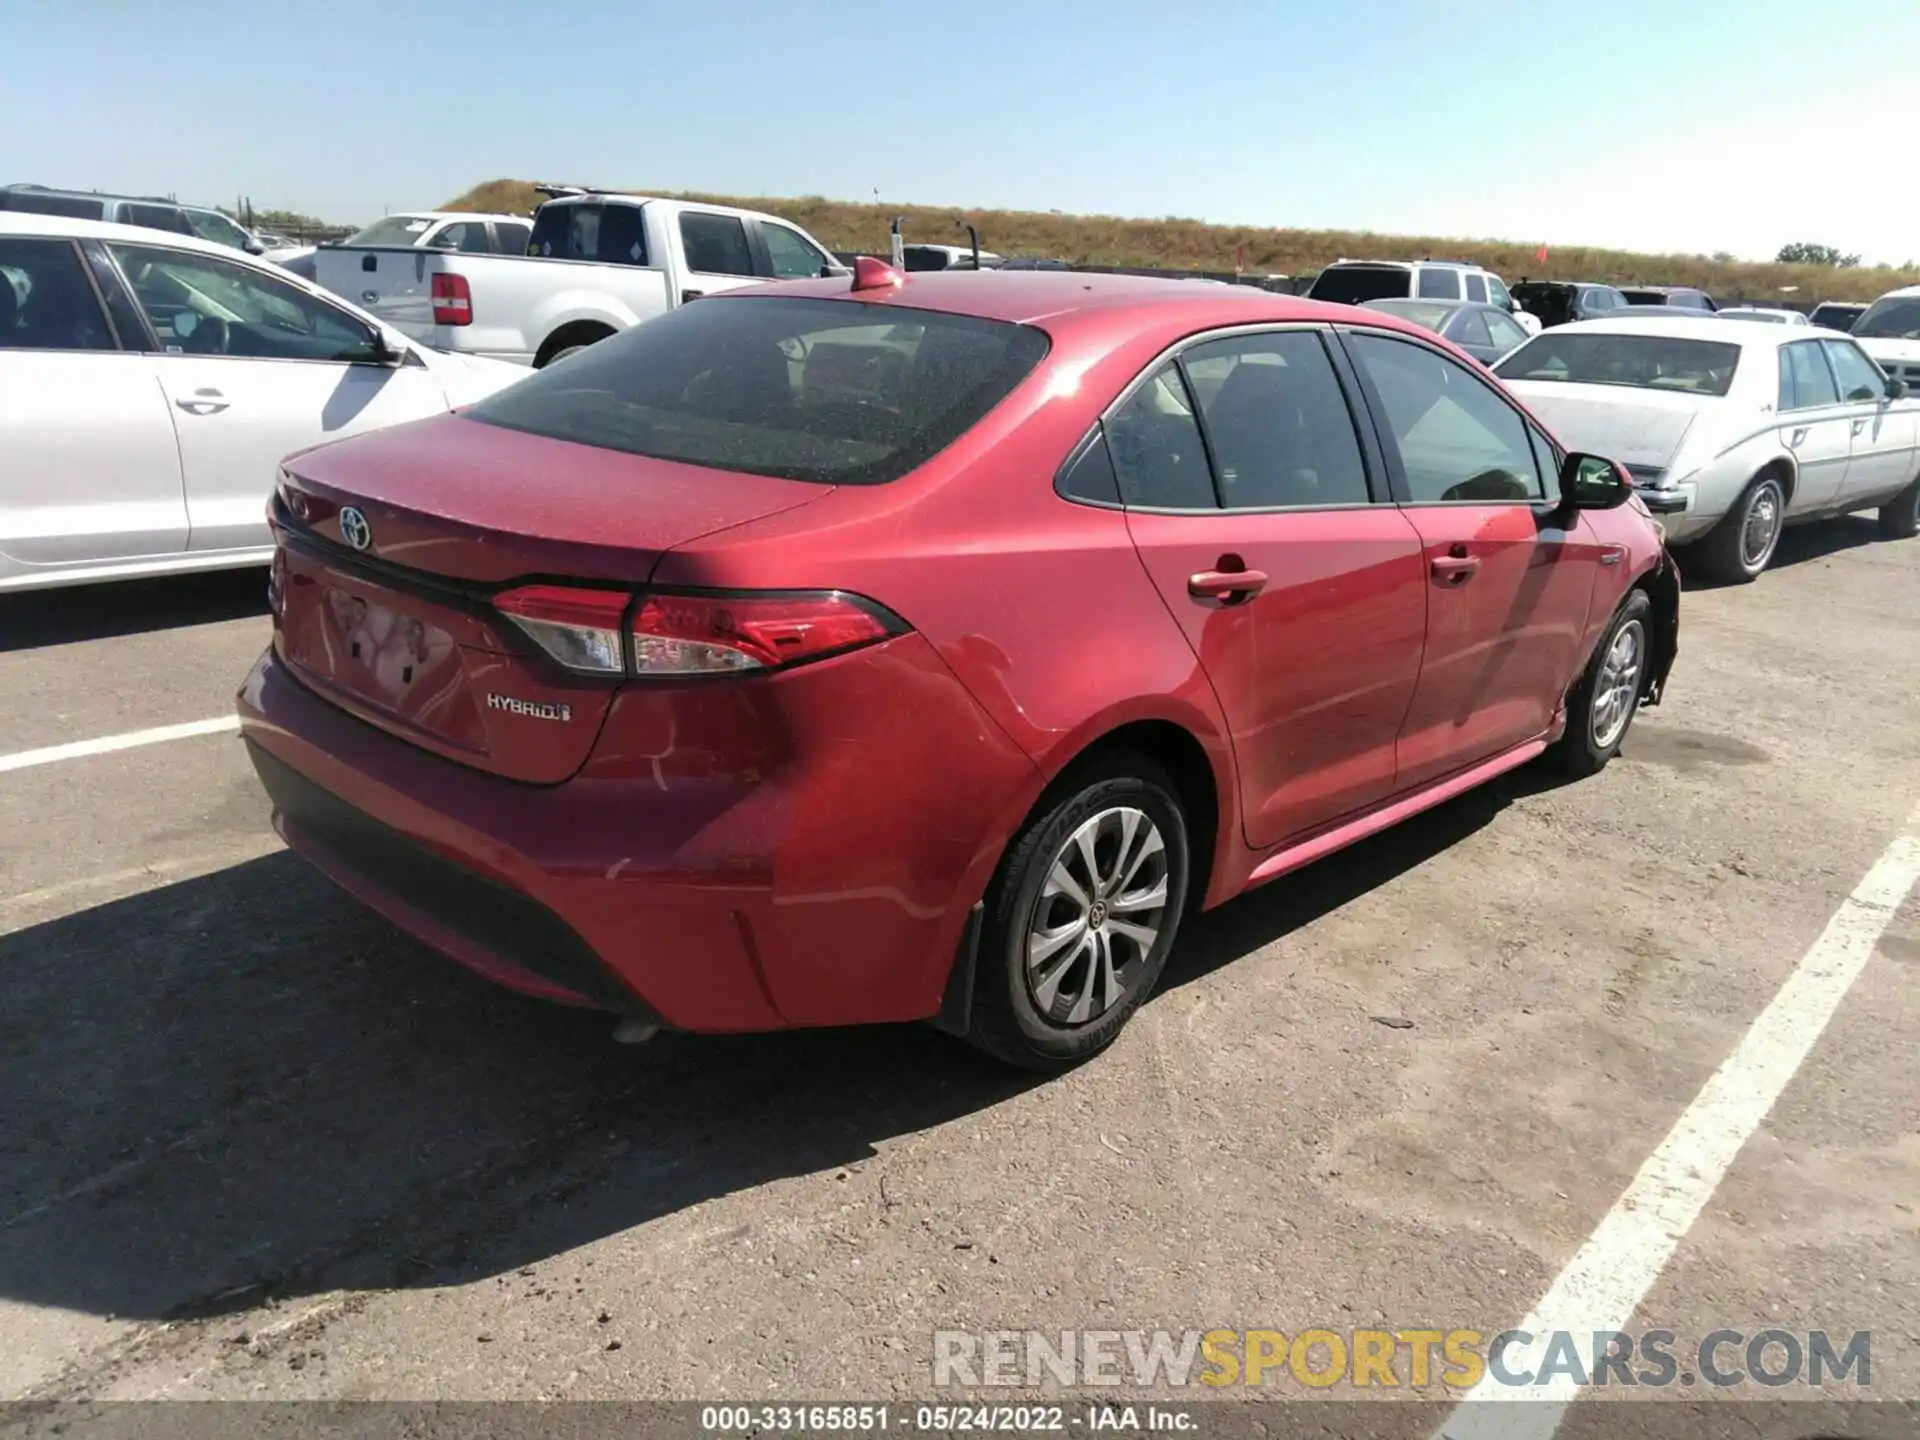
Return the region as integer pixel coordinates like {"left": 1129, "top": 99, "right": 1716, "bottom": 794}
{"left": 1024, "top": 806, "right": 1170, "bottom": 1026}
{"left": 1590, "top": 619, "right": 1645, "bottom": 750}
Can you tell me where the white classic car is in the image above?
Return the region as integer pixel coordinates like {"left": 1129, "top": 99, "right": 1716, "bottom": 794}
{"left": 1494, "top": 315, "right": 1920, "bottom": 581}
{"left": 1, "top": 211, "right": 525, "bottom": 593}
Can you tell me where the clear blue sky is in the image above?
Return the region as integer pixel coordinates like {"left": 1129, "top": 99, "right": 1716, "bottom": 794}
{"left": 8, "top": 0, "right": 1917, "bottom": 264}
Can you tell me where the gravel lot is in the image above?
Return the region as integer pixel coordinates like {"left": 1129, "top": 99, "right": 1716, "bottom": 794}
{"left": 1, "top": 520, "right": 1916, "bottom": 1434}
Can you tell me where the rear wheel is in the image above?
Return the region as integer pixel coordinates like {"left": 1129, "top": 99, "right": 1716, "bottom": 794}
{"left": 1549, "top": 590, "right": 1652, "bottom": 777}
{"left": 965, "top": 756, "right": 1190, "bottom": 1071}
{"left": 534, "top": 325, "right": 615, "bottom": 368}
{"left": 1694, "top": 472, "right": 1785, "bottom": 583}
{"left": 1878, "top": 474, "right": 1920, "bottom": 539}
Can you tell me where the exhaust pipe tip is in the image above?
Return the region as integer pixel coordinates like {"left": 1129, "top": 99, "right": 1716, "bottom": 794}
{"left": 612, "top": 1017, "right": 660, "bottom": 1046}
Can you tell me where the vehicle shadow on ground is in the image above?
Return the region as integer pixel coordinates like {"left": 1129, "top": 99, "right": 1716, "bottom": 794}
{"left": 0, "top": 766, "right": 1564, "bottom": 1327}
{"left": 1675, "top": 515, "right": 1887, "bottom": 590}
{"left": 0, "top": 568, "right": 268, "bottom": 654}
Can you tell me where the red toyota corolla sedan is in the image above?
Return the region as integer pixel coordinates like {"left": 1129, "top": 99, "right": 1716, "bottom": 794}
{"left": 238, "top": 265, "right": 1678, "bottom": 1069}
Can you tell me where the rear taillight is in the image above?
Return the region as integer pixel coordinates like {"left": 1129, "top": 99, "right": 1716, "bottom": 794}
{"left": 493, "top": 585, "right": 628, "bottom": 674}
{"left": 431, "top": 272, "right": 472, "bottom": 327}
{"left": 492, "top": 587, "right": 904, "bottom": 678}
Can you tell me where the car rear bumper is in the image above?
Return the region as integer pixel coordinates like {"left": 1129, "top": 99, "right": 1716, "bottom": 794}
{"left": 237, "top": 637, "right": 1037, "bottom": 1032}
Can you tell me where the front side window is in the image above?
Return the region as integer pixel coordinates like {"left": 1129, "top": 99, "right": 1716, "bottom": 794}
{"left": 1180, "top": 331, "right": 1369, "bottom": 508}
{"left": 1450, "top": 309, "right": 1494, "bottom": 349}
{"left": 1779, "top": 341, "right": 1838, "bottom": 410}
{"left": 1495, "top": 332, "right": 1741, "bottom": 397}
{"left": 1417, "top": 268, "right": 1463, "bottom": 301}
{"left": 1350, "top": 332, "right": 1542, "bottom": 502}
{"left": 763, "top": 224, "right": 829, "bottom": 280}
{"left": 679, "top": 212, "right": 755, "bottom": 277}
{"left": 0, "top": 237, "right": 115, "bottom": 351}
{"left": 466, "top": 295, "right": 1049, "bottom": 487}
{"left": 495, "top": 221, "right": 532, "bottom": 254}
{"left": 1487, "top": 275, "right": 1513, "bottom": 311}
{"left": 1485, "top": 311, "right": 1530, "bottom": 353}
{"left": 186, "top": 210, "right": 253, "bottom": 249}
{"left": 109, "top": 244, "right": 379, "bottom": 363}
{"left": 1106, "top": 363, "right": 1216, "bottom": 509}
{"left": 426, "top": 222, "right": 489, "bottom": 254}
{"left": 1824, "top": 340, "right": 1888, "bottom": 402}
{"left": 1464, "top": 274, "right": 1488, "bottom": 303}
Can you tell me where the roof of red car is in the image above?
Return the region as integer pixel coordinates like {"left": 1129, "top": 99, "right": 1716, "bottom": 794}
{"left": 752, "top": 269, "right": 1374, "bottom": 331}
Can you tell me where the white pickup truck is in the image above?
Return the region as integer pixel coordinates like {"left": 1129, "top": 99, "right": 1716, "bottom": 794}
{"left": 313, "top": 192, "right": 844, "bottom": 367}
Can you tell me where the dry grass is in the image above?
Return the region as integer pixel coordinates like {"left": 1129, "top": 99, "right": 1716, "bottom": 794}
{"left": 446, "top": 178, "right": 1915, "bottom": 306}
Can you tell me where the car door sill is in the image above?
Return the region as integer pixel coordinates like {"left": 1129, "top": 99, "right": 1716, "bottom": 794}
{"left": 1245, "top": 737, "right": 1549, "bottom": 889}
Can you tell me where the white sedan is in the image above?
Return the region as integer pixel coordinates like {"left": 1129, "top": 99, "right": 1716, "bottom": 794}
{"left": 1494, "top": 315, "right": 1920, "bottom": 582}
{"left": 1, "top": 211, "right": 525, "bottom": 593}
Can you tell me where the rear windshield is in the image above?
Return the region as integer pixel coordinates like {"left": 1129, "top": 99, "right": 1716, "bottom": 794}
{"left": 1854, "top": 297, "right": 1920, "bottom": 340}
{"left": 1808, "top": 304, "right": 1862, "bottom": 331}
{"left": 342, "top": 216, "right": 438, "bottom": 247}
{"left": 1511, "top": 282, "right": 1577, "bottom": 326}
{"left": 1495, "top": 332, "right": 1741, "bottom": 397}
{"left": 527, "top": 202, "right": 649, "bottom": 264}
{"left": 466, "top": 295, "right": 1051, "bottom": 486}
{"left": 0, "top": 191, "right": 105, "bottom": 220}
{"left": 1307, "top": 267, "right": 1411, "bottom": 305}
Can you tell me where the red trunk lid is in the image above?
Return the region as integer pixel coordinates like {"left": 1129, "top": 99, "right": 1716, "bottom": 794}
{"left": 272, "top": 414, "right": 830, "bottom": 783}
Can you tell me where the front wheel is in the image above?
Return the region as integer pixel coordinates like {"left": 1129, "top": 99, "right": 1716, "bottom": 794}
{"left": 1549, "top": 590, "right": 1652, "bottom": 777}
{"left": 1694, "top": 473, "right": 1785, "bottom": 583}
{"left": 965, "top": 756, "right": 1190, "bottom": 1071}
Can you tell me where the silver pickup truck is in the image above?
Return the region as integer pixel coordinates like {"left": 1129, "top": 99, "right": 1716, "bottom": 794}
{"left": 311, "top": 191, "right": 844, "bottom": 367}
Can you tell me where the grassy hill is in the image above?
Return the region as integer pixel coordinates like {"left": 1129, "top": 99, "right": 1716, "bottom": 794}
{"left": 446, "top": 179, "right": 1915, "bottom": 306}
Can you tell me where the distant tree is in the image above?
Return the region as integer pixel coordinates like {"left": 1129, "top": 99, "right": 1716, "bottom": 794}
{"left": 1776, "top": 242, "right": 1861, "bottom": 267}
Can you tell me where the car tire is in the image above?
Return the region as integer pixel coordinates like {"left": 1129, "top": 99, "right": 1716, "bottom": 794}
{"left": 964, "top": 754, "right": 1191, "bottom": 1071}
{"left": 1694, "top": 472, "right": 1787, "bottom": 583}
{"left": 1877, "top": 474, "right": 1920, "bottom": 539}
{"left": 1548, "top": 589, "right": 1653, "bottom": 777}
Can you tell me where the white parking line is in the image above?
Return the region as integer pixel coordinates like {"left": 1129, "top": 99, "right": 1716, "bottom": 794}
{"left": 0, "top": 716, "right": 240, "bottom": 775}
{"left": 1436, "top": 797, "right": 1920, "bottom": 1440}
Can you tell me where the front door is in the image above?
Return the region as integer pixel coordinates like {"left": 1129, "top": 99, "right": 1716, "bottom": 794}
{"left": 1824, "top": 338, "right": 1920, "bottom": 503}
{"left": 1108, "top": 331, "right": 1428, "bottom": 849}
{"left": 0, "top": 235, "right": 187, "bottom": 570}
{"left": 1341, "top": 328, "right": 1602, "bottom": 788}
{"left": 107, "top": 241, "right": 447, "bottom": 554}
{"left": 1775, "top": 337, "right": 1854, "bottom": 513}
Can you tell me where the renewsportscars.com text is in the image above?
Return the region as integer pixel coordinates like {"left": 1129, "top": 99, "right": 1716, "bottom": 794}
{"left": 932, "top": 1328, "right": 1872, "bottom": 1390}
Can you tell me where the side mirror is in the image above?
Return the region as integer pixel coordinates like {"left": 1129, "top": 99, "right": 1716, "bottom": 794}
{"left": 244, "top": 238, "right": 267, "bottom": 256}
{"left": 370, "top": 328, "right": 409, "bottom": 366}
{"left": 820, "top": 262, "right": 851, "bottom": 278}
{"left": 1888, "top": 377, "right": 1909, "bottom": 402}
{"left": 1559, "top": 452, "right": 1632, "bottom": 509}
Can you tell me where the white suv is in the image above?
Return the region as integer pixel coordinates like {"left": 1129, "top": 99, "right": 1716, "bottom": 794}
{"left": 1308, "top": 258, "right": 1542, "bottom": 333}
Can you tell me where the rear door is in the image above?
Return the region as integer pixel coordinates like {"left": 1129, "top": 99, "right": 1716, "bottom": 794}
{"left": 673, "top": 211, "right": 766, "bottom": 304}
{"left": 1775, "top": 338, "right": 1852, "bottom": 513}
{"left": 107, "top": 240, "right": 449, "bottom": 554}
{"left": 1341, "top": 328, "right": 1602, "bottom": 788}
{"left": 0, "top": 236, "right": 187, "bottom": 570}
{"left": 1823, "top": 337, "right": 1919, "bottom": 503}
{"left": 1111, "top": 328, "right": 1429, "bottom": 849}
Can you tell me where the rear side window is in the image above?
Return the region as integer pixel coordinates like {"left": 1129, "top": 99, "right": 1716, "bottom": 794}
{"left": 1464, "top": 273, "right": 1488, "bottom": 303}
{"left": 1180, "top": 331, "right": 1369, "bottom": 508}
{"left": 1417, "top": 268, "right": 1463, "bottom": 300}
{"left": 1, "top": 191, "right": 105, "bottom": 220}
{"left": 1057, "top": 428, "right": 1122, "bottom": 505}
{"left": 120, "top": 204, "right": 194, "bottom": 236}
{"left": 1452, "top": 309, "right": 1493, "bottom": 348}
{"left": 1779, "top": 341, "right": 1839, "bottom": 410}
{"left": 466, "top": 295, "right": 1049, "bottom": 486}
{"left": 679, "top": 212, "right": 755, "bottom": 276}
{"left": 1106, "top": 364, "right": 1217, "bottom": 509}
{"left": 0, "top": 237, "right": 116, "bottom": 351}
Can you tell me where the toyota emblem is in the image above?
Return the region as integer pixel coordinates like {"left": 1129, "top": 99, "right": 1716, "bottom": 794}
{"left": 339, "top": 506, "right": 372, "bottom": 551}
